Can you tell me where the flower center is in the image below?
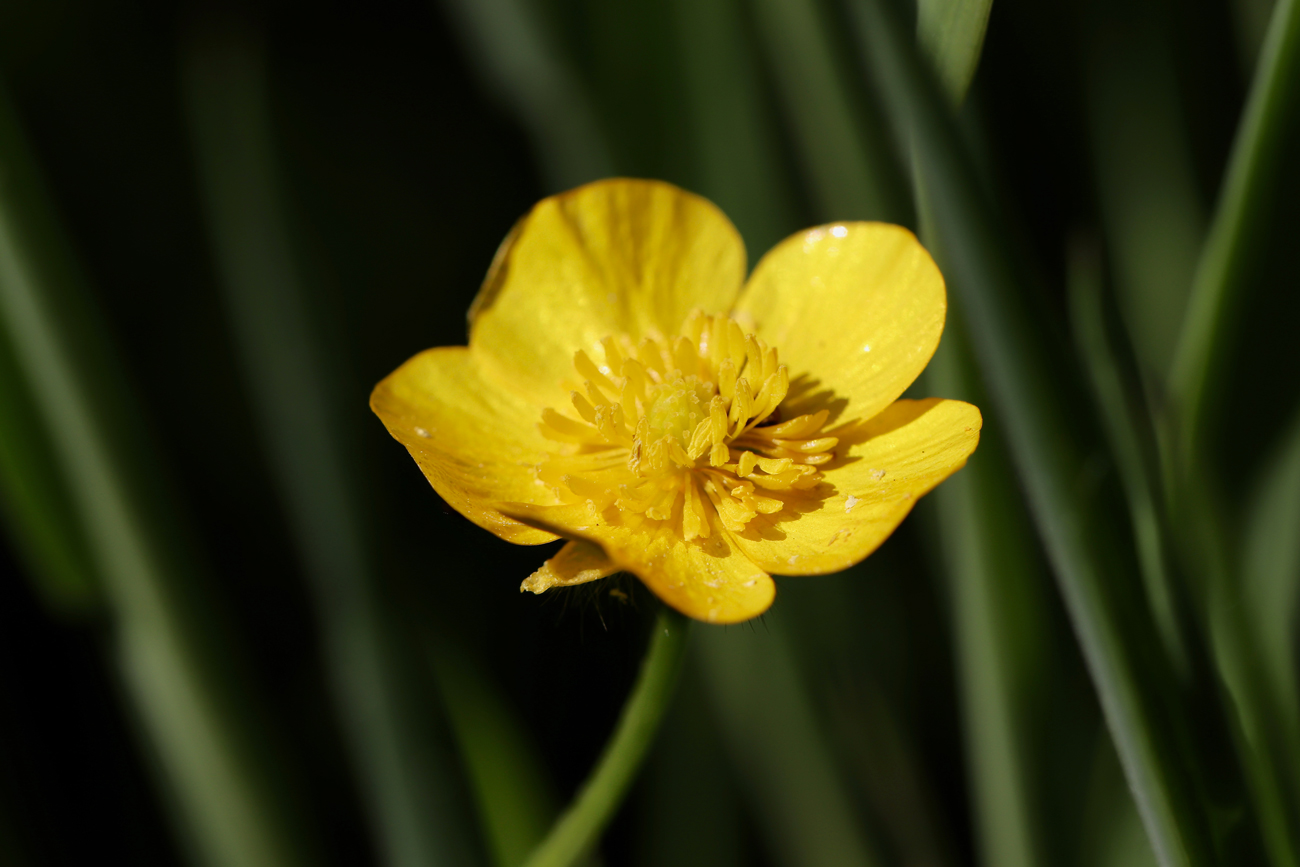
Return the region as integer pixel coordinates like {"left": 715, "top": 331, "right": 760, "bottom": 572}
{"left": 536, "top": 309, "right": 837, "bottom": 541}
{"left": 645, "top": 378, "right": 712, "bottom": 447}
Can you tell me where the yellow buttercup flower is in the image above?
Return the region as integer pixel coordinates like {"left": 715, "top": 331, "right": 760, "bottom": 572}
{"left": 371, "top": 179, "right": 980, "bottom": 624}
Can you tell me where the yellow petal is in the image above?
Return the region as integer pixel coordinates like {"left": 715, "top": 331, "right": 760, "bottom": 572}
{"left": 521, "top": 540, "right": 619, "bottom": 593}
{"left": 370, "top": 347, "right": 560, "bottom": 544}
{"left": 734, "top": 223, "right": 945, "bottom": 423}
{"left": 733, "top": 398, "right": 981, "bottom": 574}
{"left": 501, "top": 502, "right": 775, "bottom": 624}
{"left": 469, "top": 179, "right": 747, "bottom": 406}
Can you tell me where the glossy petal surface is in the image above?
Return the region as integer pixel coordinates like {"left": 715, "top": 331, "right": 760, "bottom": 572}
{"left": 370, "top": 347, "right": 559, "bottom": 544}
{"left": 469, "top": 178, "right": 747, "bottom": 406}
{"left": 503, "top": 502, "right": 775, "bottom": 624}
{"left": 735, "top": 223, "right": 945, "bottom": 423}
{"left": 733, "top": 399, "right": 982, "bottom": 574}
{"left": 521, "top": 540, "right": 619, "bottom": 593}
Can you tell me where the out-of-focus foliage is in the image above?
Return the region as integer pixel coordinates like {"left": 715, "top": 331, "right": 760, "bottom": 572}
{"left": 1, "top": 0, "right": 1298, "bottom": 866}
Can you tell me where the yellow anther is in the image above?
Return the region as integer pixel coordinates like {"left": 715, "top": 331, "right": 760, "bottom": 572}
{"left": 571, "top": 391, "right": 597, "bottom": 423}
{"left": 709, "top": 395, "right": 728, "bottom": 442}
{"left": 538, "top": 312, "right": 837, "bottom": 540}
{"left": 600, "top": 336, "right": 625, "bottom": 373}
{"left": 725, "top": 319, "right": 747, "bottom": 371}
{"left": 717, "top": 359, "right": 737, "bottom": 401}
{"left": 744, "top": 334, "right": 763, "bottom": 378}
{"left": 574, "top": 350, "right": 618, "bottom": 396}
{"left": 688, "top": 418, "right": 714, "bottom": 459}
{"left": 682, "top": 308, "right": 708, "bottom": 348}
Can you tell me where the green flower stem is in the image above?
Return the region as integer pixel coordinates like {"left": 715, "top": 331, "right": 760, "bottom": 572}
{"left": 523, "top": 607, "right": 690, "bottom": 867}
{"left": 1169, "top": 0, "right": 1300, "bottom": 465}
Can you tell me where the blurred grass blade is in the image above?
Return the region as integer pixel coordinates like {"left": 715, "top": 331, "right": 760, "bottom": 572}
{"left": 1083, "top": 741, "right": 1160, "bottom": 867}
{"left": 0, "top": 322, "right": 96, "bottom": 613}
{"left": 436, "top": 0, "right": 613, "bottom": 190}
{"left": 1241, "top": 408, "right": 1300, "bottom": 785}
{"left": 1161, "top": 0, "right": 1300, "bottom": 855}
{"left": 0, "top": 81, "right": 310, "bottom": 867}
{"left": 639, "top": 669, "right": 746, "bottom": 867}
{"left": 750, "top": 0, "right": 906, "bottom": 221}
{"left": 1234, "top": 0, "right": 1281, "bottom": 73}
{"left": 917, "top": 0, "right": 993, "bottom": 105}
{"left": 1205, "top": 547, "right": 1300, "bottom": 867}
{"left": 430, "top": 649, "right": 559, "bottom": 867}
{"left": 1080, "top": 11, "right": 1205, "bottom": 381}
{"left": 184, "top": 28, "right": 481, "bottom": 867}
{"left": 1068, "top": 246, "right": 1300, "bottom": 867}
{"left": 1205, "top": 406, "right": 1300, "bottom": 864}
{"left": 1170, "top": 0, "right": 1300, "bottom": 464}
{"left": 925, "top": 321, "right": 1046, "bottom": 867}
{"left": 915, "top": 13, "right": 1048, "bottom": 865}
{"left": 669, "top": 0, "right": 798, "bottom": 253}
{"left": 1067, "top": 241, "right": 1189, "bottom": 678}
{"left": 846, "top": 1, "right": 1238, "bottom": 863}
{"left": 697, "top": 615, "right": 885, "bottom": 867}
{"left": 523, "top": 608, "right": 689, "bottom": 867}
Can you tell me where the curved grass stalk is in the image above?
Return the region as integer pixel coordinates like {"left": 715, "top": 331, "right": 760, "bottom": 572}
{"left": 523, "top": 607, "right": 689, "bottom": 867}
{"left": 1169, "top": 0, "right": 1300, "bottom": 465}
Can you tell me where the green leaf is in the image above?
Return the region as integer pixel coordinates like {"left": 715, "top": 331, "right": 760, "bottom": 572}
{"left": 917, "top": 0, "right": 993, "bottom": 105}
{"left": 0, "top": 79, "right": 313, "bottom": 867}
{"left": 183, "top": 27, "right": 482, "bottom": 867}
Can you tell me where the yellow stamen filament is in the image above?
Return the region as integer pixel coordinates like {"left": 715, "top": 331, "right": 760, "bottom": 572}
{"left": 536, "top": 310, "right": 838, "bottom": 540}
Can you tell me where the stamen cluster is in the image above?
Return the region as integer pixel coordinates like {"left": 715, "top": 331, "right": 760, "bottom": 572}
{"left": 536, "top": 310, "right": 837, "bottom": 541}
